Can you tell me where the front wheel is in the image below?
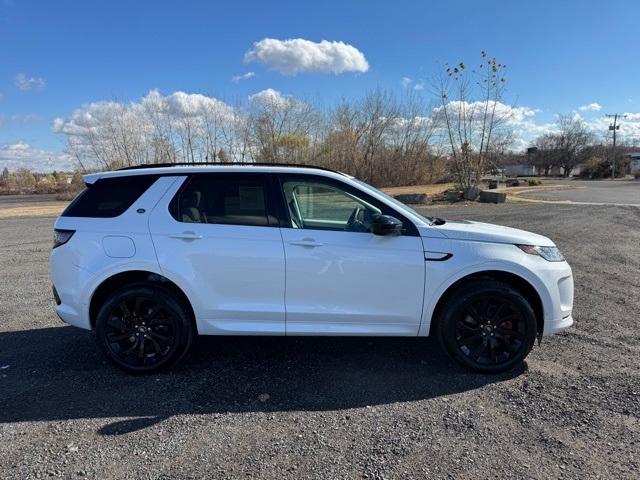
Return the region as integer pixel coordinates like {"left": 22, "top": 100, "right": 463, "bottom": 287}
{"left": 436, "top": 280, "right": 537, "bottom": 374}
{"left": 95, "top": 285, "right": 194, "bottom": 374}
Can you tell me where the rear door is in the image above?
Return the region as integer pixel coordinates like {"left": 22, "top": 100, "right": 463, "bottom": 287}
{"left": 149, "top": 173, "right": 286, "bottom": 335}
{"left": 278, "top": 174, "right": 425, "bottom": 335}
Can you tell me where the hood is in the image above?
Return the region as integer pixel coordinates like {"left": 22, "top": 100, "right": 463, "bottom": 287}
{"left": 419, "top": 219, "right": 555, "bottom": 247}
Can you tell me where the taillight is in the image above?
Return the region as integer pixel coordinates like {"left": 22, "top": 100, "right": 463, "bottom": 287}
{"left": 53, "top": 229, "right": 75, "bottom": 248}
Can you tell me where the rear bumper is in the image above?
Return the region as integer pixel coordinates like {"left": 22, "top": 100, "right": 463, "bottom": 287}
{"left": 50, "top": 249, "right": 93, "bottom": 330}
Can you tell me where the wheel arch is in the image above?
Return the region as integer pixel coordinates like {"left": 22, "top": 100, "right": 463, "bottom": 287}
{"left": 425, "top": 269, "right": 545, "bottom": 338}
{"left": 88, "top": 270, "right": 197, "bottom": 331}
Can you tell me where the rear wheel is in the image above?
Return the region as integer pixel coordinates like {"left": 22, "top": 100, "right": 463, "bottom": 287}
{"left": 95, "top": 285, "right": 194, "bottom": 374}
{"left": 436, "top": 280, "right": 537, "bottom": 373}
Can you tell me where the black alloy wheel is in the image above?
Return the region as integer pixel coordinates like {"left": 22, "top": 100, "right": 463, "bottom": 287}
{"left": 95, "top": 286, "right": 193, "bottom": 373}
{"left": 437, "top": 280, "right": 537, "bottom": 373}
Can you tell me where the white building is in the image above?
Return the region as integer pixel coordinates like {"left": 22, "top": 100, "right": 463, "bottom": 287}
{"left": 625, "top": 152, "right": 640, "bottom": 175}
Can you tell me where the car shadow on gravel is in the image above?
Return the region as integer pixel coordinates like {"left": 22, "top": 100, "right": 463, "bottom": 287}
{"left": 0, "top": 326, "right": 525, "bottom": 435}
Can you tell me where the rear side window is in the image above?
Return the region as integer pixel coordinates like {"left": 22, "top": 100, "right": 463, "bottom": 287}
{"left": 170, "top": 174, "right": 271, "bottom": 227}
{"left": 62, "top": 175, "right": 158, "bottom": 218}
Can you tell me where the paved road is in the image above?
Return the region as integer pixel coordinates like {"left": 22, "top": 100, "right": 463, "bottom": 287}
{"left": 1, "top": 201, "right": 639, "bottom": 479}
{"left": 519, "top": 179, "right": 640, "bottom": 205}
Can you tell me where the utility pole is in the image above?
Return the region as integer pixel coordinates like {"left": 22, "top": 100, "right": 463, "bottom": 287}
{"left": 606, "top": 114, "right": 625, "bottom": 177}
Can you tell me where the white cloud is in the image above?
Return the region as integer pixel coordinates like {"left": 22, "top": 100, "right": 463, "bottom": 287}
{"left": 14, "top": 73, "right": 46, "bottom": 91}
{"left": 432, "top": 101, "right": 562, "bottom": 150}
{"left": 434, "top": 101, "right": 537, "bottom": 126}
{"left": 53, "top": 90, "right": 234, "bottom": 137}
{"left": 231, "top": 71, "right": 255, "bottom": 82}
{"left": 622, "top": 112, "right": 640, "bottom": 122}
{"left": 400, "top": 77, "right": 412, "bottom": 88}
{"left": 0, "top": 142, "right": 74, "bottom": 172}
{"left": 52, "top": 90, "right": 239, "bottom": 169}
{"left": 414, "top": 82, "right": 425, "bottom": 91}
{"left": 152, "top": 90, "right": 233, "bottom": 119}
{"left": 244, "top": 38, "right": 369, "bottom": 75}
{"left": 578, "top": 102, "right": 602, "bottom": 112}
{"left": 248, "top": 88, "right": 293, "bottom": 108}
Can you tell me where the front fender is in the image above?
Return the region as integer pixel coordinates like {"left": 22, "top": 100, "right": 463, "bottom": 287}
{"left": 418, "top": 246, "right": 559, "bottom": 337}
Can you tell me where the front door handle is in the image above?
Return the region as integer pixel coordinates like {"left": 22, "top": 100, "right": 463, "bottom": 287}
{"left": 169, "top": 232, "right": 203, "bottom": 240}
{"left": 289, "top": 239, "right": 324, "bottom": 248}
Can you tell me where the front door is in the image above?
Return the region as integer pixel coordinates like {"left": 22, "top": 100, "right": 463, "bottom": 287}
{"left": 278, "top": 175, "right": 425, "bottom": 335}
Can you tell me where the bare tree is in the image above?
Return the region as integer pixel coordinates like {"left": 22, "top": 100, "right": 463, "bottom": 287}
{"left": 531, "top": 133, "right": 559, "bottom": 175}
{"left": 434, "top": 52, "right": 512, "bottom": 189}
{"left": 247, "top": 92, "right": 319, "bottom": 164}
{"left": 531, "top": 116, "right": 594, "bottom": 176}
{"left": 554, "top": 115, "right": 594, "bottom": 177}
{"left": 53, "top": 89, "right": 449, "bottom": 187}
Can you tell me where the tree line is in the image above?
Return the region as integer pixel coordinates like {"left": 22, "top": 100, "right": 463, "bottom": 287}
{"left": 4, "top": 53, "right": 635, "bottom": 194}
{"left": 0, "top": 168, "right": 83, "bottom": 196}
{"left": 524, "top": 115, "right": 635, "bottom": 178}
{"left": 52, "top": 53, "right": 520, "bottom": 189}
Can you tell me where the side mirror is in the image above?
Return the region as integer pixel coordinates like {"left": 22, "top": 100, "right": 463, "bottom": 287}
{"left": 371, "top": 214, "right": 403, "bottom": 236}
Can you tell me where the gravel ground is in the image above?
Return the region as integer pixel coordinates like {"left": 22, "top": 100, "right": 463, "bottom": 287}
{"left": 0, "top": 199, "right": 639, "bottom": 479}
{"left": 518, "top": 179, "right": 640, "bottom": 205}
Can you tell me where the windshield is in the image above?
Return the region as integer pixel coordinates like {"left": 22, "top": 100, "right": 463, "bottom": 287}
{"left": 351, "top": 178, "right": 435, "bottom": 226}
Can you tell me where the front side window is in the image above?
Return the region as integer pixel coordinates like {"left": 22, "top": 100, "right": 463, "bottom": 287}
{"left": 282, "top": 179, "right": 382, "bottom": 232}
{"left": 172, "top": 174, "right": 270, "bottom": 227}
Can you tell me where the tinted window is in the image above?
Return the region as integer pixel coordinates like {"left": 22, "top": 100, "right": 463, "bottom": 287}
{"left": 172, "top": 174, "right": 270, "bottom": 227}
{"left": 62, "top": 175, "right": 158, "bottom": 218}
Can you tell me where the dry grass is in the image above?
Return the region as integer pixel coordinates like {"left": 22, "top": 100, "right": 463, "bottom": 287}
{"left": 0, "top": 203, "right": 67, "bottom": 219}
{"left": 382, "top": 183, "right": 454, "bottom": 197}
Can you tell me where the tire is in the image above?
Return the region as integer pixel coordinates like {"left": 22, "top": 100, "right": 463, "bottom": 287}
{"left": 435, "top": 280, "right": 537, "bottom": 374}
{"left": 95, "top": 284, "right": 194, "bottom": 374}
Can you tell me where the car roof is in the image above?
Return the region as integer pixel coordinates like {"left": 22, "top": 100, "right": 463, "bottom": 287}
{"left": 83, "top": 163, "right": 348, "bottom": 185}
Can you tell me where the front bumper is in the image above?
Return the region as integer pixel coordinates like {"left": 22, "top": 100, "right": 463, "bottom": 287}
{"left": 540, "top": 261, "right": 574, "bottom": 336}
{"left": 545, "top": 314, "right": 574, "bottom": 336}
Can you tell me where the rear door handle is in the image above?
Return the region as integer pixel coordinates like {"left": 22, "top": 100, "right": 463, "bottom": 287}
{"left": 169, "top": 232, "right": 203, "bottom": 240}
{"left": 289, "top": 239, "right": 324, "bottom": 248}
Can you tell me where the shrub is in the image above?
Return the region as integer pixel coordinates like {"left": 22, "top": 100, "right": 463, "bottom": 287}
{"left": 581, "top": 157, "right": 611, "bottom": 179}
{"left": 528, "top": 178, "right": 542, "bottom": 186}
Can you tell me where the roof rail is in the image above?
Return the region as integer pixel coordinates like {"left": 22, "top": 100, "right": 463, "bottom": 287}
{"left": 116, "top": 162, "right": 341, "bottom": 174}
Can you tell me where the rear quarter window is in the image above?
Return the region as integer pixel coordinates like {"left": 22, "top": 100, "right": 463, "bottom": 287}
{"left": 62, "top": 175, "right": 158, "bottom": 218}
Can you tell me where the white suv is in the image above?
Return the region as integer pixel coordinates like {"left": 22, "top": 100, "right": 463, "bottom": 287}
{"left": 50, "top": 164, "right": 574, "bottom": 374}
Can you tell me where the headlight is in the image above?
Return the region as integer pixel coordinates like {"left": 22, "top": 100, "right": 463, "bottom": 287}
{"left": 517, "top": 244, "right": 565, "bottom": 262}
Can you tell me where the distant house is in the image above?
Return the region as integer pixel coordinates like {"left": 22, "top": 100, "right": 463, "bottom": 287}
{"left": 499, "top": 153, "right": 537, "bottom": 176}
{"left": 624, "top": 152, "right": 640, "bottom": 175}
{"left": 501, "top": 163, "right": 584, "bottom": 177}
{"left": 503, "top": 164, "right": 538, "bottom": 176}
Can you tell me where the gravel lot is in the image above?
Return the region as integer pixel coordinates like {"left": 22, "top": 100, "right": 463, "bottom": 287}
{"left": 1, "top": 198, "right": 639, "bottom": 479}
{"left": 518, "top": 179, "right": 640, "bottom": 205}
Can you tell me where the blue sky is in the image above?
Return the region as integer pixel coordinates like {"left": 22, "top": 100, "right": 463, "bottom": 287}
{"left": 1, "top": 0, "right": 640, "bottom": 170}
